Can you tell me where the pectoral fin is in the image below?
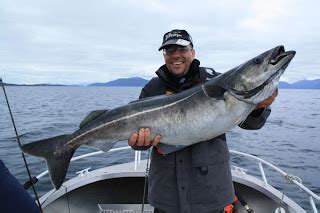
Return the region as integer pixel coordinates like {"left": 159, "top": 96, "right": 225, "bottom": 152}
{"left": 203, "top": 84, "right": 226, "bottom": 99}
{"left": 156, "top": 143, "right": 187, "bottom": 154}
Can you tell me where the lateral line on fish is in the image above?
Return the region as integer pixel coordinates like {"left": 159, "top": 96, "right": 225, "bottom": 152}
{"left": 65, "top": 91, "right": 199, "bottom": 146}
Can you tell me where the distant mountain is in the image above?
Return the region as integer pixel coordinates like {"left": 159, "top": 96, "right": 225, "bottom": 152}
{"left": 27, "top": 83, "right": 67, "bottom": 86}
{"left": 291, "top": 79, "right": 320, "bottom": 89}
{"left": 1, "top": 83, "right": 68, "bottom": 86}
{"left": 279, "top": 81, "right": 292, "bottom": 89}
{"left": 279, "top": 79, "right": 320, "bottom": 89}
{"left": 89, "top": 77, "right": 320, "bottom": 89}
{"left": 89, "top": 77, "right": 148, "bottom": 87}
{"left": 1, "top": 82, "right": 18, "bottom": 86}
{"left": 3, "top": 77, "right": 319, "bottom": 89}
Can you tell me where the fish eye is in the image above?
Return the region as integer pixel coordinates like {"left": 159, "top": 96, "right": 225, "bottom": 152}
{"left": 254, "top": 57, "right": 262, "bottom": 64}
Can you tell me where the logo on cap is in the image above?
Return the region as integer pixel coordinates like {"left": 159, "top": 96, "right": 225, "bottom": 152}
{"left": 165, "top": 32, "right": 183, "bottom": 41}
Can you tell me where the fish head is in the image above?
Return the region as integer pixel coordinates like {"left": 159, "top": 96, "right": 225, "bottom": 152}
{"left": 224, "top": 45, "right": 296, "bottom": 104}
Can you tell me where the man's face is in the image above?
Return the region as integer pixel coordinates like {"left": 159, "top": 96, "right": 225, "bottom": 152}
{"left": 163, "top": 45, "right": 195, "bottom": 76}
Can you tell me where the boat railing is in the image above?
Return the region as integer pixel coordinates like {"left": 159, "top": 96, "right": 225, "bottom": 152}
{"left": 31, "top": 146, "right": 319, "bottom": 212}
{"left": 230, "top": 150, "right": 319, "bottom": 212}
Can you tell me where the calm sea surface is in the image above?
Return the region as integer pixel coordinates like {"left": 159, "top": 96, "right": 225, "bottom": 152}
{"left": 0, "top": 86, "right": 319, "bottom": 211}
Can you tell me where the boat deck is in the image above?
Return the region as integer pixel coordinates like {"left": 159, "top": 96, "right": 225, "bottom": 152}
{"left": 40, "top": 159, "right": 304, "bottom": 213}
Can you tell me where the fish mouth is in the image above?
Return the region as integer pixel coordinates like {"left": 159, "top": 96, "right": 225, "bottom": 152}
{"left": 269, "top": 45, "right": 296, "bottom": 67}
{"left": 265, "top": 46, "right": 296, "bottom": 85}
{"left": 249, "top": 47, "right": 295, "bottom": 100}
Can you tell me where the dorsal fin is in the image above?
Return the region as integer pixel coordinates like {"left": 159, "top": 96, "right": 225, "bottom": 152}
{"left": 79, "top": 109, "right": 108, "bottom": 129}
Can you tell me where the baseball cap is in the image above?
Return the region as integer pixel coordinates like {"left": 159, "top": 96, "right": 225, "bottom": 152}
{"left": 158, "top": 29, "right": 193, "bottom": 51}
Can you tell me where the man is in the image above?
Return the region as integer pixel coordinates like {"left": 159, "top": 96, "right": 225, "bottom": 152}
{"left": 128, "top": 29, "right": 277, "bottom": 213}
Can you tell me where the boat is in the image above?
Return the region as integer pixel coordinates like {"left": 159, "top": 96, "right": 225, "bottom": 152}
{"left": 28, "top": 146, "right": 320, "bottom": 213}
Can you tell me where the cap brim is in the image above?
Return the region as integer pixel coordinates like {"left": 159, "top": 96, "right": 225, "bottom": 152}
{"left": 158, "top": 39, "right": 191, "bottom": 51}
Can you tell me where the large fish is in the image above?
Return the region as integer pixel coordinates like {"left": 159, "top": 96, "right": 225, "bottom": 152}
{"left": 22, "top": 45, "right": 295, "bottom": 189}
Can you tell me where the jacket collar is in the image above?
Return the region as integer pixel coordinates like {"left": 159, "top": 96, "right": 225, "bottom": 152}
{"left": 156, "top": 59, "right": 201, "bottom": 92}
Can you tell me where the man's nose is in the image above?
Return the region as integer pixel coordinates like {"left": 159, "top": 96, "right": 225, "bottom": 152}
{"left": 171, "top": 49, "right": 181, "bottom": 57}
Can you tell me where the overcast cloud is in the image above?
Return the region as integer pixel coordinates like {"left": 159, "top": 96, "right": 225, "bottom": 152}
{"left": 1, "top": 0, "right": 319, "bottom": 84}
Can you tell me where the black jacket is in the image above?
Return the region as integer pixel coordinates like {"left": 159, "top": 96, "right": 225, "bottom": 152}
{"left": 138, "top": 59, "right": 270, "bottom": 213}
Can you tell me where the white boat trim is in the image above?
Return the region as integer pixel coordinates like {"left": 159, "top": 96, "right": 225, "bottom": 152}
{"left": 35, "top": 147, "right": 319, "bottom": 212}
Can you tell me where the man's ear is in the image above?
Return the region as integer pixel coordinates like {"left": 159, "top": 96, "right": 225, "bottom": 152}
{"left": 192, "top": 48, "right": 196, "bottom": 57}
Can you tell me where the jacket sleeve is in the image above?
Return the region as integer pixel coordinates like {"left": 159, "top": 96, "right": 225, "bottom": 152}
{"left": 239, "top": 107, "right": 271, "bottom": 130}
{"left": 139, "top": 86, "right": 148, "bottom": 99}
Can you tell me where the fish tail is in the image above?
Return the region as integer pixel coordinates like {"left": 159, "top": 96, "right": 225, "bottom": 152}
{"left": 22, "top": 134, "right": 77, "bottom": 189}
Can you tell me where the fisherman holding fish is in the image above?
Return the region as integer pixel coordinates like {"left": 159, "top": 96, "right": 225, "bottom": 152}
{"left": 128, "top": 29, "right": 278, "bottom": 213}
{"left": 22, "top": 29, "right": 295, "bottom": 213}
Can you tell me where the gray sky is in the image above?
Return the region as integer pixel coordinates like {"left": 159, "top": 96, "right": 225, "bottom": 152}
{"left": 1, "top": 0, "right": 319, "bottom": 84}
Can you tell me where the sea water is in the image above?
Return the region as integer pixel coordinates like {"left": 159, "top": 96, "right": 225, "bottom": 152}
{"left": 0, "top": 86, "right": 319, "bottom": 210}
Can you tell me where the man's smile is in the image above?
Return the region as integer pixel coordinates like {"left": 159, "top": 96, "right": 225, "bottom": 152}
{"left": 172, "top": 61, "right": 184, "bottom": 65}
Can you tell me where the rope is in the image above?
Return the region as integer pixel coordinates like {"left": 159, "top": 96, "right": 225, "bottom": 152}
{"left": 141, "top": 148, "right": 151, "bottom": 213}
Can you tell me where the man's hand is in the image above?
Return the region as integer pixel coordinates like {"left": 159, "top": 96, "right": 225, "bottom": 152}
{"left": 128, "top": 128, "right": 161, "bottom": 147}
{"left": 256, "top": 89, "right": 278, "bottom": 109}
